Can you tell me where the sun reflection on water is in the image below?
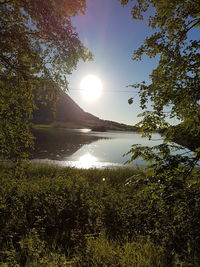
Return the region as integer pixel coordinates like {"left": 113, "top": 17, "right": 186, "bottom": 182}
{"left": 78, "top": 153, "right": 97, "bottom": 168}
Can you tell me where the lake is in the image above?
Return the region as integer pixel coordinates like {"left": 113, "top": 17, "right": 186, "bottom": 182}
{"left": 31, "top": 128, "right": 163, "bottom": 169}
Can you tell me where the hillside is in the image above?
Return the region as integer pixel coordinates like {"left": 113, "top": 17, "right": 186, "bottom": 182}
{"left": 33, "top": 90, "right": 138, "bottom": 131}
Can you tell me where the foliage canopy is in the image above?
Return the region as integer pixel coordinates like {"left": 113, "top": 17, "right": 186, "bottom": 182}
{"left": 0, "top": 0, "right": 91, "bottom": 161}
{"left": 121, "top": 0, "right": 200, "bottom": 173}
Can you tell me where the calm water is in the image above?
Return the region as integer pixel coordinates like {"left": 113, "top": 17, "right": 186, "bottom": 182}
{"left": 32, "top": 128, "right": 163, "bottom": 169}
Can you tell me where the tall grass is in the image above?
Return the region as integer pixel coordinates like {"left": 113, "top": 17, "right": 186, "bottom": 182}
{"left": 76, "top": 235, "right": 164, "bottom": 267}
{"left": 0, "top": 163, "right": 200, "bottom": 266}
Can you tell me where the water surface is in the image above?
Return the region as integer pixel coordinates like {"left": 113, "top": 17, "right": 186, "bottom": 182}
{"left": 32, "top": 128, "right": 163, "bottom": 168}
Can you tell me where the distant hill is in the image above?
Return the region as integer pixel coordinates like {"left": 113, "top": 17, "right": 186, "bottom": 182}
{"left": 33, "top": 90, "right": 138, "bottom": 131}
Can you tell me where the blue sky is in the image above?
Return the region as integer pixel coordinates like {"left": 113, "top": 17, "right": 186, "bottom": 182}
{"left": 67, "top": 0, "right": 159, "bottom": 125}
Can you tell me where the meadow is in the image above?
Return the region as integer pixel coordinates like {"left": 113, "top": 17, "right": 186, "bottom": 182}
{"left": 0, "top": 163, "right": 200, "bottom": 266}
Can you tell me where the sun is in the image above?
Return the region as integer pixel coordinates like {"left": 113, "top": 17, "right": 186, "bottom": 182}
{"left": 80, "top": 75, "right": 103, "bottom": 101}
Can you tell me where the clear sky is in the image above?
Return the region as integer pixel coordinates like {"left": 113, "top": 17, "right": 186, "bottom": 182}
{"left": 67, "top": 0, "right": 159, "bottom": 125}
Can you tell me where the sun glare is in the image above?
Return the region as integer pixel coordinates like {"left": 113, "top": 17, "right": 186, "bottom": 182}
{"left": 80, "top": 75, "right": 103, "bottom": 101}
{"left": 79, "top": 153, "right": 97, "bottom": 168}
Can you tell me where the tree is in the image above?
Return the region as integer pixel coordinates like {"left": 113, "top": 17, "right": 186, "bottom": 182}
{"left": 121, "top": 1, "right": 200, "bottom": 263}
{"left": 0, "top": 0, "right": 91, "bottom": 162}
{"left": 121, "top": 0, "right": 200, "bottom": 174}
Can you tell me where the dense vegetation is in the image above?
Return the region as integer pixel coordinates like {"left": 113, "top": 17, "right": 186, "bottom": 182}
{"left": 0, "top": 0, "right": 91, "bottom": 162}
{"left": 0, "top": 0, "right": 199, "bottom": 266}
{"left": 122, "top": 0, "right": 200, "bottom": 173}
{"left": 0, "top": 164, "right": 200, "bottom": 266}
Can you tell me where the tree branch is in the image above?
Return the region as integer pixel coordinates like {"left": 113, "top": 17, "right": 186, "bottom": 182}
{"left": 184, "top": 152, "right": 200, "bottom": 179}
{"left": 186, "top": 19, "right": 200, "bottom": 34}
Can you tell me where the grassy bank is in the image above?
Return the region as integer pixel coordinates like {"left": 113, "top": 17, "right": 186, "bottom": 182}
{"left": 32, "top": 122, "right": 86, "bottom": 130}
{"left": 0, "top": 163, "right": 200, "bottom": 266}
{"left": 32, "top": 120, "right": 137, "bottom": 132}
